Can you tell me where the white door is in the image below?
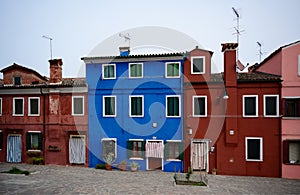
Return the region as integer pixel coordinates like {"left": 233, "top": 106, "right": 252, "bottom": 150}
{"left": 69, "top": 135, "right": 86, "bottom": 164}
{"left": 7, "top": 135, "right": 22, "bottom": 163}
{"left": 191, "top": 140, "right": 209, "bottom": 171}
{"left": 146, "top": 140, "right": 164, "bottom": 170}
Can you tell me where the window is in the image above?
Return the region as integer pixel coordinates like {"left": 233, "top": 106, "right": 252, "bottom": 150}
{"left": 102, "top": 64, "right": 116, "bottom": 79}
{"left": 26, "top": 132, "right": 42, "bottom": 150}
{"left": 165, "top": 141, "right": 183, "bottom": 161}
{"left": 298, "top": 54, "right": 300, "bottom": 77}
{"left": 165, "top": 62, "right": 180, "bottom": 78}
{"left": 284, "top": 98, "right": 300, "bottom": 117}
{"left": 243, "top": 95, "right": 258, "bottom": 117}
{"left": 283, "top": 140, "right": 300, "bottom": 164}
{"left": 264, "top": 95, "right": 279, "bottom": 117}
{"left": 13, "top": 97, "right": 24, "bottom": 116}
{"left": 72, "top": 96, "right": 84, "bottom": 116}
{"left": 191, "top": 56, "right": 205, "bottom": 74}
{"left": 129, "top": 63, "right": 143, "bottom": 78}
{"left": 0, "top": 130, "right": 3, "bottom": 150}
{"left": 166, "top": 95, "right": 180, "bottom": 117}
{"left": 0, "top": 98, "right": 2, "bottom": 116}
{"left": 127, "top": 140, "right": 145, "bottom": 159}
{"left": 103, "top": 96, "right": 116, "bottom": 117}
{"left": 13, "top": 76, "right": 21, "bottom": 85}
{"left": 28, "top": 97, "right": 40, "bottom": 116}
{"left": 246, "top": 137, "right": 263, "bottom": 161}
{"left": 102, "top": 138, "right": 116, "bottom": 158}
{"left": 193, "top": 96, "right": 207, "bottom": 117}
{"left": 130, "top": 96, "right": 144, "bottom": 117}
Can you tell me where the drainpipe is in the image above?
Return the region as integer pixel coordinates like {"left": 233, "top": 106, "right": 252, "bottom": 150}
{"left": 40, "top": 87, "right": 46, "bottom": 161}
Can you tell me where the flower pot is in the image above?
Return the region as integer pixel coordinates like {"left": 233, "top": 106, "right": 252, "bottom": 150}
{"left": 105, "top": 164, "right": 112, "bottom": 171}
{"left": 131, "top": 167, "right": 138, "bottom": 172}
{"left": 118, "top": 164, "right": 127, "bottom": 171}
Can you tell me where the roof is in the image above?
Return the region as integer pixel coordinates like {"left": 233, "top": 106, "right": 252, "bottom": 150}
{"left": 209, "top": 72, "right": 281, "bottom": 82}
{"left": 221, "top": 43, "right": 238, "bottom": 52}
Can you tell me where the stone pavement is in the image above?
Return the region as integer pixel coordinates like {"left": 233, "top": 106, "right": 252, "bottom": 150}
{"left": 0, "top": 163, "right": 300, "bottom": 194}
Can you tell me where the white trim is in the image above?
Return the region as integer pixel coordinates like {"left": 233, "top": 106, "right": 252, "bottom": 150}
{"left": 192, "top": 95, "right": 207, "bottom": 117}
{"left": 129, "top": 157, "right": 144, "bottom": 161}
{"left": 165, "top": 62, "right": 181, "bottom": 78}
{"left": 129, "top": 63, "right": 143, "bottom": 78}
{"left": 102, "top": 64, "right": 116, "bottom": 79}
{"left": 28, "top": 131, "right": 42, "bottom": 133}
{"left": 166, "top": 140, "right": 182, "bottom": 162}
{"left": 101, "top": 138, "right": 117, "bottom": 158}
{"left": 245, "top": 137, "right": 263, "bottom": 161}
{"left": 13, "top": 97, "right": 24, "bottom": 116}
{"left": 191, "top": 56, "right": 205, "bottom": 74}
{"left": 27, "top": 149, "right": 41, "bottom": 152}
{"left": 0, "top": 97, "right": 2, "bottom": 116}
{"left": 166, "top": 140, "right": 181, "bottom": 143}
{"left": 103, "top": 95, "right": 117, "bottom": 117}
{"left": 190, "top": 139, "right": 210, "bottom": 172}
{"left": 243, "top": 95, "right": 258, "bottom": 117}
{"left": 129, "top": 139, "right": 144, "bottom": 141}
{"left": 146, "top": 139, "right": 164, "bottom": 171}
{"left": 70, "top": 135, "right": 86, "bottom": 139}
{"left": 28, "top": 97, "right": 40, "bottom": 116}
{"left": 166, "top": 95, "right": 181, "bottom": 118}
{"left": 283, "top": 96, "right": 300, "bottom": 99}
{"left": 72, "top": 96, "right": 84, "bottom": 116}
{"left": 129, "top": 95, "right": 144, "bottom": 117}
{"left": 263, "top": 95, "right": 279, "bottom": 117}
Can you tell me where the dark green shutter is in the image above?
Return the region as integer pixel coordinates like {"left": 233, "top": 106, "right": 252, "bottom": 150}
{"left": 164, "top": 142, "right": 169, "bottom": 159}
{"left": 26, "top": 133, "right": 31, "bottom": 150}
{"left": 179, "top": 142, "right": 184, "bottom": 160}
{"left": 38, "top": 133, "right": 43, "bottom": 150}
{"left": 142, "top": 141, "right": 146, "bottom": 158}
{"left": 127, "top": 141, "right": 133, "bottom": 158}
{"left": 0, "top": 132, "right": 3, "bottom": 149}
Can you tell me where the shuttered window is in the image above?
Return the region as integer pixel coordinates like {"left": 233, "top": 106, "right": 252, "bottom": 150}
{"left": 130, "top": 96, "right": 143, "bottom": 117}
{"left": 26, "top": 132, "right": 42, "bottom": 150}
{"left": 102, "top": 64, "right": 116, "bottom": 79}
{"left": 127, "top": 140, "right": 145, "bottom": 159}
{"left": 246, "top": 137, "right": 263, "bottom": 161}
{"left": 243, "top": 95, "right": 258, "bottom": 117}
{"left": 166, "top": 62, "right": 180, "bottom": 78}
{"left": 166, "top": 96, "right": 180, "bottom": 117}
{"left": 29, "top": 97, "right": 40, "bottom": 116}
{"left": 283, "top": 98, "right": 300, "bottom": 117}
{"left": 72, "top": 96, "right": 84, "bottom": 115}
{"left": 283, "top": 140, "right": 300, "bottom": 164}
{"left": 264, "top": 95, "right": 279, "bottom": 117}
{"left": 13, "top": 97, "right": 24, "bottom": 116}
{"left": 193, "top": 96, "right": 207, "bottom": 117}
{"left": 103, "top": 96, "right": 116, "bottom": 117}
{"left": 164, "top": 141, "right": 183, "bottom": 161}
{"left": 191, "top": 56, "right": 205, "bottom": 74}
{"left": 129, "top": 63, "right": 143, "bottom": 78}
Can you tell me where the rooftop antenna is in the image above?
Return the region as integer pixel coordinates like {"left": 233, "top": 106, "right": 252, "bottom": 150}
{"left": 42, "top": 35, "right": 53, "bottom": 59}
{"left": 232, "top": 7, "right": 244, "bottom": 60}
{"left": 119, "top": 33, "right": 131, "bottom": 47}
{"left": 257, "top": 41, "right": 265, "bottom": 63}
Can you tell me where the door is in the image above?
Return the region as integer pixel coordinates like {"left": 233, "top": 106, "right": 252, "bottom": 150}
{"left": 146, "top": 140, "right": 164, "bottom": 170}
{"left": 7, "top": 135, "right": 22, "bottom": 163}
{"left": 69, "top": 135, "right": 86, "bottom": 164}
{"left": 191, "top": 140, "right": 209, "bottom": 171}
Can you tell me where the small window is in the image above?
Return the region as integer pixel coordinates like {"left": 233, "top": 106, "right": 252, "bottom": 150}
{"left": 72, "top": 96, "right": 84, "bottom": 116}
{"left": 284, "top": 98, "right": 300, "bottom": 117}
{"left": 0, "top": 131, "right": 3, "bottom": 150}
{"left": 264, "top": 95, "right": 279, "bottom": 117}
{"left": 26, "top": 132, "right": 42, "bottom": 150}
{"left": 193, "top": 96, "right": 207, "bottom": 117}
{"left": 166, "top": 95, "right": 180, "bottom": 117}
{"left": 28, "top": 97, "right": 40, "bottom": 116}
{"left": 103, "top": 96, "right": 116, "bottom": 117}
{"left": 246, "top": 137, "right": 263, "bottom": 161}
{"left": 102, "top": 138, "right": 116, "bottom": 158}
{"left": 191, "top": 56, "right": 205, "bottom": 74}
{"left": 13, "top": 97, "right": 24, "bottom": 116}
{"left": 243, "top": 95, "right": 258, "bottom": 117}
{"left": 130, "top": 96, "right": 144, "bottom": 117}
{"left": 166, "top": 62, "right": 180, "bottom": 78}
{"left": 283, "top": 140, "right": 300, "bottom": 164}
{"left": 102, "top": 64, "right": 116, "bottom": 79}
{"left": 127, "top": 140, "right": 145, "bottom": 159}
{"left": 0, "top": 98, "right": 2, "bottom": 116}
{"left": 165, "top": 141, "right": 183, "bottom": 161}
{"left": 129, "top": 63, "right": 143, "bottom": 78}
{"left": 13, "top": 76, "right": 21, "bottom": 85}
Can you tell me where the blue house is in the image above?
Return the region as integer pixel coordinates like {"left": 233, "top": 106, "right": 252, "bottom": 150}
{"left": 82, "top": 47, "right": 185, "bottom": 172}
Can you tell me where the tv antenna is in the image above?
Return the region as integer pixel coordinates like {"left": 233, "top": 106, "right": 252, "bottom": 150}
{"left": 119, "top": 33, "right": 131, "bottom": 47}
{"left": 42, "top": 35, "right": 53, "bottom": 59}
{"left": 257, "top": 41, "right": 265, "bottom": 62}
{"left": 232, "top": 7, "right": 245, "bottom": 60}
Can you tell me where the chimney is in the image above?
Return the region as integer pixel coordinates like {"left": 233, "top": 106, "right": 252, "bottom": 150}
{"left": 119, "top": 46, "right": 130, "bottom": 57}
{"left": 49, "top": 59, "right": 63, "bottom": 83}
{"left": 221, "top": 43, "right": 238, "bottom": 87}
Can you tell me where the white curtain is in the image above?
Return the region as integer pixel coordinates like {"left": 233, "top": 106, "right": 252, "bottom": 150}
{"left": 146, "top": 142, "right": 164, "bottom": 158}
{"left": 191, "top": 142, "right": 207, "bottom": 170}
{"left": 7, "top": 135, "right": 22, "bottom": 163}
{"left": 69, "top": 137, "right": 86, "bottom": 164}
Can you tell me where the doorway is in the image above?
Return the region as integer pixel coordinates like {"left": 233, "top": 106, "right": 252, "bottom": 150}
{"left": 7, "top": 135, "right": 22, "bottom": 163}
{"left": 191, "top": 139, "right": 210, "bottom": 172}
{"left": 146, "top": 140, "right": 164, "bottom": 170}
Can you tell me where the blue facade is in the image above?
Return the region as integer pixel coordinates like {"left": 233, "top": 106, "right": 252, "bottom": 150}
{"left": 84, "top": 54, "right": 185, "bottom": 172}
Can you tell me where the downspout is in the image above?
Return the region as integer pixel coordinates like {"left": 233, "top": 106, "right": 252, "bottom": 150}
{"left": 40, "top": 87, "right": 46, "bottom": 162}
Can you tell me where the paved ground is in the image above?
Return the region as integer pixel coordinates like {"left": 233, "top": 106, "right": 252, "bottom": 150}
{"left": 0, "top": 163, "right": 300, "bottom": 194}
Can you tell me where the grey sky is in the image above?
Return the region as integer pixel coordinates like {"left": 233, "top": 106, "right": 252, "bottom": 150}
{"left": 0, "top": 0, "right": 299, "bottom": 78}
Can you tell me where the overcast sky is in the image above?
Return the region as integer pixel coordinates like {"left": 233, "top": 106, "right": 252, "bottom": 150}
{"left": 0, "top": 0, "right": 299, "bottom": 78}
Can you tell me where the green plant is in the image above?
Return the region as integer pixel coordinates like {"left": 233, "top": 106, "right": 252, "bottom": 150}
{"left": 2, "top": 167, "right": 30, "bottom": 175}
{"left": 120, "top": 160, "right": 127, "bottom": 165}
{"left": 28, "top": 157, "right": 45, "bottom": 165}
{"left": 130, "top": 161, "right": 139, "bottom": 168}
{"left": 103, "top": 152, "right": 115, "bottom": 165}
{"left": 26, "top": 150, "right": 41, "bottom": 157}
{"left": 186, "top": 167, "right": 192, "bottom": 182}
{"left": 95, "top": 164, "right": 106, "bottom": 169}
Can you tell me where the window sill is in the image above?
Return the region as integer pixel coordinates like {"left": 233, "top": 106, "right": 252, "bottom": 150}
{"left": 282, "top": 117, "right": 300, "bottom": 120}
{"left": 166, "top": 159, "right": 181, "bottom": 162}
{"left": 246, "top": 159, "right": 263, "bottom": 162}
{"left": 129, "top": 157, "right": 144, "bottom": 161}
{"left": 27, "top": 149, "right": 41, "bottom": 152}
{"left": 284, "top": 163, "right": 300, "bottom": 165}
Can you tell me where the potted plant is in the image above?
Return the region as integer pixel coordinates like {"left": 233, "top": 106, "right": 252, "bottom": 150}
{"left": 130, "top": 161, "right": 139, "bottom": 172}
{"left": 103, "top": 152, "right": 115, "bottom": 170}
{"left": 212, "top": 168, "right": 217, "bottom": 175}
{"left": 118, "top": 160, "right": 127, "bottom": 171}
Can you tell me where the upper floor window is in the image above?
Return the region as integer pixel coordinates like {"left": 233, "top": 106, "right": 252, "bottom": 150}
{"left": 246, "top": 137, "right": 263, "bottom": 161}
{"left": 13, "top": 97, "right": 24, "bottom": 116}
{"left": 13, "top": 76, "right": 21, "bottom": 85}
{"left": 72, "top": 96, "right": 84, "bottom": 116}
{"left": 193, "top": 96, "right": 207, "bottom": 117}
{"left": 191, "top": 56, "right": 205, "bottom": 74}
{"left": 26, "top": 131, "right": 42, "bottom": 151}
{"left": 102, "top": 64, "right": 116, "bottom": 79}
{"left": 284, "top": 98, "right": 300, "bottom": 117}
{"left": 166, "top": 95, "right": 181, "bottom": 117}
{"left": 165, "top": 62, "right": 180, "bottom": 78}
{"left": 264, "top": 95, "right": 279, "bottom": 117}
{"left": 243, "top": 95, "right": 258, "bottom": 117}
{"left": 130, "top": 95, "right": 144, "bottom": 117}
{"left": 103, "top": 96, "right": 116, "bottom": 117}
{"left": 129, "top": 63, "right": 143, "bottom": 78}
{"left": 0, "top": 98, "right": 2, "bottom": 116}
{"left": 28, "top": 97, "right": 40, "bottom": 116}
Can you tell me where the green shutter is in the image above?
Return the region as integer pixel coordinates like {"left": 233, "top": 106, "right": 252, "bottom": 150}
{"left": 142, "top": 141, "right": 146, "bottom": 158}
{"left": 164, "top": 142, "right": 169, "bottom": 159}
{"left": 174, "top": 97, "right": 179, "bottom": 116}
{"left": 137, "top": 64, "right": 142, "bottom": 77}
{"left": 0, "top": 132, "right": 3, "bottom": 149}
{"left": 137, "top": 97, "right": 142, "bottom": 115}
{"left": 174, "top": 63, "right": 179, "bottom": 76}
{"left": 26, "top": 133, "right": 31, "bottom": 150}
{"left": 38, "top": 133, "right": 43, "bottom": 150}
{"left": 127, "top": 141, "right": 133, "bottom": 158}
{"left": 179, "top": 142, "right": 184, "bottom": 160}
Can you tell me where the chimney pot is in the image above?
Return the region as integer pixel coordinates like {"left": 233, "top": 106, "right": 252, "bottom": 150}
{"left": 49, "top": 59, "right": 63, "bottom": 83}
{"left": 119, "top": 46, "right": 130, "bottom": 57}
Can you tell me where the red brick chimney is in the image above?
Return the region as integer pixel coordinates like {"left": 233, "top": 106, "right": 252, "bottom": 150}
{"left": 49, "top": 59, "right": 63, "bottom": 83}
{"left": 221, "top": 43, "right": 238, "bottom": 87}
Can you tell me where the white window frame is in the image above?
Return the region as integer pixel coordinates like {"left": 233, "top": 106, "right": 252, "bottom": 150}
{"left": 263, "top": 95, "right": 279, "bottom": 117}
{"left": 72, "top": 96, "right": 84, "bottom": 116}
{"left": 101, "top": 138, "right": 117, "bottom": 158}
{"left": 165, "top": 62, "right": 181, "bottom": 78}
{"left": 103, "top": 95, "right": 117, "bottom": 117}
{"left": 191, "top": 56, "right": 205, "bottom": 74}
{"left": 243, "top": 95, "right": 258, "bottom": 117}
{"left": 0, "top": 97, "right": 2, "bottom": 116}
{"left": 102, "top": 64, "right": 116, "bottom": 79}
{"left": 166, "top": 95, "right": 181, "bottom": 118}
{"left": 245, "top": 137, "right": 263, "bottom": 161}
{"left": 129, "top": 95, "right": 144, "bottom": 117}
{"left": 27, "top": 131, "right": 42, "bottom": 152}
{"left": 192, "top": 95, "right": 207, "bottom": 117}
{"left": 13, "top": 97, "right": 24, "bottom": 116}
{"left": 128, "top": 139, "right": 144, "bottom": 160}
{"left": 28, "top": 97, "right": 40, "bottom": 116}
{"left": 129, "top": 63, "right": 143, "bottom": 78}
{"left": 166, "top": 140, "right": 182, "bottom": 162}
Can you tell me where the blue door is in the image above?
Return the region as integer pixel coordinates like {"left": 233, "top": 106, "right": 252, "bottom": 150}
{"left": 7, "top": 135, "right": 22, "bottom": 162}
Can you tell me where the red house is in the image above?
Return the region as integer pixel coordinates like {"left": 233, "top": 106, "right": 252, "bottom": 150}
{"left": 0, "top": 59, "right": 88, "bottom": 165}
{"left": 184, "top": 44, "right": 282, "bottom": 177}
